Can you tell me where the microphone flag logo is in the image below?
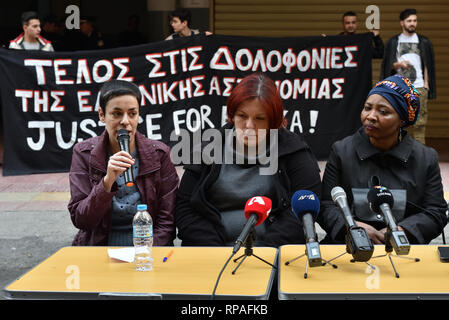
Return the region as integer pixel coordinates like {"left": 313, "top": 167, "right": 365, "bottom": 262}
{"left": 248, "top": 196, "right": 265, "bottom": 206}
{"left": 297, "top": 194, "right": 316, "bottom": 201}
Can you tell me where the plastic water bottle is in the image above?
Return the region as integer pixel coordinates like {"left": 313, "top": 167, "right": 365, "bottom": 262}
{"left": 133, "top": 204, "right": 153, "bottom": 271}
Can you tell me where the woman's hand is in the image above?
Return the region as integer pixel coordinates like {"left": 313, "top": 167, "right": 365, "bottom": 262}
{"left": 356, "top": 221, "right": 385, "bottom": 244}
{"left": 393, "top": 60, "right": 411, "bottom": 70}
{"left": 379, "top": 226, "right": 406, "bottom": 237}
{"left": 103, "top": 151, "right": 135, "bottom": 192}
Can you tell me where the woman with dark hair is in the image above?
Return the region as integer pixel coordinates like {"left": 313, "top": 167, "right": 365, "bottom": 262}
{"left": 175, "top": 73, "right": 321, "bottom": 247}
{"left": 68, "top": 80, "right": 179, "bottom": 246}
{"left": 319, "top": 75, "right": 447, "bottom": 244}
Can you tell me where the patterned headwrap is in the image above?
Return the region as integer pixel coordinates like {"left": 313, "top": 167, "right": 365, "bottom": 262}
{"left": 367, "top": 75, "right": 420, "bottom": 127}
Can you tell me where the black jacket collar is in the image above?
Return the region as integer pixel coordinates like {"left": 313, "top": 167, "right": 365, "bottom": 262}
{"left": 354, "top": 127, "right": 413, "bottom": 163}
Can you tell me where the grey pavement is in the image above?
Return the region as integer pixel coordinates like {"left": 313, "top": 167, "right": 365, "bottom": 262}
{"left": 0, "top": 161, "right": 448, "bottom": 300}
{"left": 0, "top": 211, "right": 77, "bottom": 299}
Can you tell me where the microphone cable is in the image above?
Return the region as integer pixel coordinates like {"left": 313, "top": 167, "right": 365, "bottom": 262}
{"left": 407, "top": 200, "right": 444, "bottom": 216}
{"left": 394, "top": 200, "right": 448, "bottom": 242}
{"left": 211, "top": 251, "right": 236, "bottom": 300}
{"left": 407, "top": 200, "right": 449, "bottom": 228}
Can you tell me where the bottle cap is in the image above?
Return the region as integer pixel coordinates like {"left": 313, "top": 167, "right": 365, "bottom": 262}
{"left": 137, "top": 204, "right": 147, "bottom": 211}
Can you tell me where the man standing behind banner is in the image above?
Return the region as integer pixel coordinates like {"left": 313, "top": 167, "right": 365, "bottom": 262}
{"left": 9, "top": 11, "right": 54, "bottom": 51}
{"left": 68, "top": 80, "right": 179, "bottom": 246}
{"left": 339, "top": 11, "right": 384, "bottom": 59}
{"left": 321, "top": 11, "right": 384, "bottom": 59}
{"left": 381, "top": 8, "right": 436, "bottom": 145}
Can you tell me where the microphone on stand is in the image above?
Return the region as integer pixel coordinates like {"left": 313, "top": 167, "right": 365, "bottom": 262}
{"left": 212, "top": 196, "right": 273, "bottom": 299}
{"left": 367, "top": 185, "right": 420, "bottom": 278}
{"left": 229, "top": 196, "right": 275, "bottom": 276}
{"left": 290, "top": 190, "right": 322, "bottom": 267}
{"left": 367, "top": 185, "right": 410, "bottom": 255}
{"left": 233, "top": 196, "right": 272, "bottom": 254}
{"left": 331, "top": 186, "right": 374, "bottom": 262}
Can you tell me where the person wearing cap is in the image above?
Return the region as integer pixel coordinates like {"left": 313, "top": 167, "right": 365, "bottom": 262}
{"left": 9, "top": 11, "right": 54, "bottom": 51}
{"left": 68, "top": 80, "right": 179, "bottom": 247}
{"left": 318, "top": 75, "right": 447, "bottom": 245}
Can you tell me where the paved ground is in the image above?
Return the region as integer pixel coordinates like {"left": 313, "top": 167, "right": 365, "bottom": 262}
{"left": 0, "top": 159, "right": 448, "bottom": 300}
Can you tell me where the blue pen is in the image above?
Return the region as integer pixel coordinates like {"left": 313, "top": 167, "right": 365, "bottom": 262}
{"left": 163, "top": 249, "right": 174, "bottom": 262}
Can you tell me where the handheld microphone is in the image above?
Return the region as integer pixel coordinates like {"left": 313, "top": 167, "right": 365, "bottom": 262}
{"left": 232, "top": 196, "right": 272, "bottom": 254}
{"left": 367, "top": 186, "right": 410, "bottom": 255}
{"left": 291, "top": 190, "right": 322, "bottom": 267}
{"left": 117, "top": 129, "right": 134, "bottom": 187}
{"left": 331, "top": 187, "right": 374, "bottom": 262}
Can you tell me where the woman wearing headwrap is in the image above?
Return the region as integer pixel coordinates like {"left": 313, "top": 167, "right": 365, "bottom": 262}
{"left": 318, "top": 75, "right": 447, "bottom": 244}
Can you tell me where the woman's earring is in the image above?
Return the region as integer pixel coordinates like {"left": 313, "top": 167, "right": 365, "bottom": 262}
{"left": 398, "top": 124, "right": 406, "bottom": 142}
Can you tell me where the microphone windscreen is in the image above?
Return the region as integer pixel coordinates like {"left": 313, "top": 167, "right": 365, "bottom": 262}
{"left": 331, "top": 186, "right": 346, "bottom": 202}
{"left": 291, "top": 190, "right": 320, "bottom": 219}
{"left": 117, "top": 129, "right": 129, "bottom": 141}
{"left": 244, "top": 196, "right": 272, "bottom": 226}
{"left": 367, "top": 185, "right": 394, "bottom": 213}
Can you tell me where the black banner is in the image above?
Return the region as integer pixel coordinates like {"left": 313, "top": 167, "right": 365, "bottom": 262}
{"left": 0, "top": 33, "right": 372, "bottom": 176}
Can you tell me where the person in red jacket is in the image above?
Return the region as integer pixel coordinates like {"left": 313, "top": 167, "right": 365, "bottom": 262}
{"left": 9, "top": 11, "right": 54, "bottom": 51}
{"left": 68, "top": 80, "right": 179, "bottom": 246}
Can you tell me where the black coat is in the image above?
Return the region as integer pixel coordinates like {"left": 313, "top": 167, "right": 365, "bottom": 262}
{"left": 380, "top": 33, "right": 436, "bottom": 99}
{"left": 175, "top": 124, "right": 322, "bottom": 247}
{"left": 318, "top": 127, "right": 447, "bottom": 244}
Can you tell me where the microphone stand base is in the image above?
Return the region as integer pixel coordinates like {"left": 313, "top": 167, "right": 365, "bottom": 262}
{"left": 232, "top": 248, "right": 276, "bottom": 275}
{"left": 232, "top": 229, "right": 276, "bottom": 275}
{"left": 370, "top": 252, "right": 420, "bottom": 278}
{"left": 284, "top": 253, "right": 337, "bottom": 279}
{"left": 328, "top": 251, "right": 376, "bottom": 271}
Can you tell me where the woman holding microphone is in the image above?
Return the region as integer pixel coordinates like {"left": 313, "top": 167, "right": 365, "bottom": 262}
{"left": 68, "top": 80, "right": 179, "bottom": 246}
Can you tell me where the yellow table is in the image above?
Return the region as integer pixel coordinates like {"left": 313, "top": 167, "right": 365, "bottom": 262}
{"left": 279, "top": 245, "right": 449, "bottom": 300}
{"left": 4, "top": 246, "right": 278, "bottom": 300}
